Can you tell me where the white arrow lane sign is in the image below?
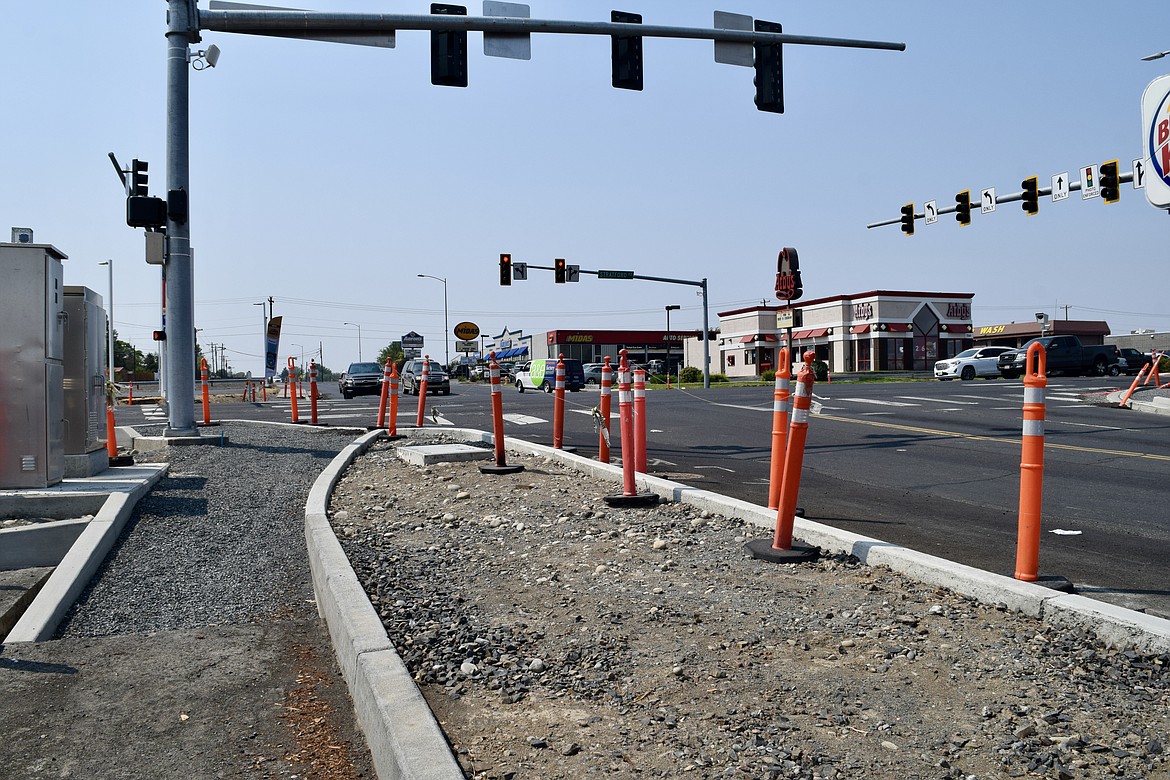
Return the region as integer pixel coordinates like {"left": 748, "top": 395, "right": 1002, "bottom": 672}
{"left": 1051, "top": 172, "right": 1069, "bottom": 201}
{"left": 981, "top": 187, "right": 996, "bottom": 213}
{"left": 924, "top": 200, "right": 938, "bottom": 225}
{"left": 1133, "top": 158, "right": 1147, "bottom": 188}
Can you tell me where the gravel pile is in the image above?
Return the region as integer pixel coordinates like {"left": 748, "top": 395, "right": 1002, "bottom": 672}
{"left": 330, "top": 437, "right": 1170, "bottom": 780}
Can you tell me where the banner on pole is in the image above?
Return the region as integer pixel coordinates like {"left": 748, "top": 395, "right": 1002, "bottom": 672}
{"left": 265, "top": 316, "right": 283, "bottom": 378}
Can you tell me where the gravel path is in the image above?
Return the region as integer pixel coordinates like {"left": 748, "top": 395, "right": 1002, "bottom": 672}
{"left": 0, "top": 422, "right": 374, "bottom": 779}
{"left": 330, "top": 437, "right": 1170, "bottom": 780}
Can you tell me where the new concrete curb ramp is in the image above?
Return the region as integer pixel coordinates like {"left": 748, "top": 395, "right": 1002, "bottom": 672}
{"left": 305, "top": 427, "right": 1170, "bottom": 780}
{"left": 2, "top": 464, "right": 168, "bottom": 643}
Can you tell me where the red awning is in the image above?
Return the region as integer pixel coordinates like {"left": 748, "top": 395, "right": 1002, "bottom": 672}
{"left": 739, "top": 335, "right": 755, "bottom": 343}
{"left": 790, "top": 329, "right": 812, "bottom": 339}
{"left": 740, "top": 334, "right": 780, "bottom": 343}
{"left": 886, "top": 323, "right": 912, "bottom": 333}
{"left": 804, "top": 328, "right": 829, "bottom": 338}
{"left": 849, "top": 324, "right": 871, "bottom": 334}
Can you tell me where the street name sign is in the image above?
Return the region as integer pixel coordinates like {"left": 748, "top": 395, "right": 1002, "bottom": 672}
{"left": 597, "top": 270, "right": 635, "bottom": 279}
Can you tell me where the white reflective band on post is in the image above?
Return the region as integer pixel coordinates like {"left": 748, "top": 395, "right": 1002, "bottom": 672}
{"left": 491, "top": 382, "right": 501, "bottom": 395}
{"left": 773, "top": 399, "right": 785, "bottom": 412}
{"left": 620, "top": 389, "right": 632, "bottom": 403}
{"left": 1023, "top": 419, "right": 1045, "bottom": 437}
{"left": 601, "top": 385, "right": 610, "bottom": 396}
{"left": 793, "top": 408, "right": 810, "bottom": 424}
{"left": 557, "top": 379, "right": 565, "bottom": 389}
{"left": 1024, "top": 387, "right": 1045, "bottom": 404}
{"left": 634, "top": 388, "right": 645, "bottom": 399}
{"left": 794, "top": 381, "right": 811, "bottom": 399}
{"left": 490, "top": 368, "right": 499, "bottom": 380}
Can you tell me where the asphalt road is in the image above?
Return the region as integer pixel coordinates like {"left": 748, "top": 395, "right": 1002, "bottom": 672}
{"left": 118, "top": 376, "right": 1170, "bottom": 617}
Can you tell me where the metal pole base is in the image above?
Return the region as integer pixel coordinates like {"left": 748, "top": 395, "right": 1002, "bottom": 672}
{"left": 479, "top": 464, "right": 525, "bottom": 475}
{"left": 744, "top": 539, "right": 820, "bottom": 564}
{"left": 603, "top": 492, "right": 660, "bottom": 508}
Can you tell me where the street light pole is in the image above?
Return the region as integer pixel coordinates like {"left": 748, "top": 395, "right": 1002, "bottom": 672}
{"left": 664, "top": 304, "right": 680, "bottom": 375}
{"left": 344, "top": 322, "right": 362, "bottom": 361}
{"left": 417, "top": 274, "right": 449, "bottom": 367}
{"left": 99, "top": 260, "right": 115, "bottom": 383}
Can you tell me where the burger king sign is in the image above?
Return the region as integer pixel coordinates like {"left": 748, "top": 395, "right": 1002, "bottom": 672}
{"left": 1141, "top": 74, "right": 1170, "bottom": 209}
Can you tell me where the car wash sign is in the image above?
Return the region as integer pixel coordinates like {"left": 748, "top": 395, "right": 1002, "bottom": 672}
{"left": 1142, "top": 74, "right": 1170, "bottom": 209}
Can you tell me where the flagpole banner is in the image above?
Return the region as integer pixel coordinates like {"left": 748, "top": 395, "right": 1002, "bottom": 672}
{"left": 265, "top": 316, "right": 283, "bottom": 378}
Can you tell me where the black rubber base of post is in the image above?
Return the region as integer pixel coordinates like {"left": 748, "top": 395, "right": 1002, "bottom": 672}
{"left": 108, "top": 455, "right": 136, "bottom": 467}
{"left": 479, "top": 464, "right": 526, "bottom": 475}
{"left": 1019, "top": 574, "right": 1075, "bottom": 592}
{"left": 743, "top": 539, "right": 821, "bottom": 564}
{"left": 603, "top": 492, "right": 660, "bottom": 508}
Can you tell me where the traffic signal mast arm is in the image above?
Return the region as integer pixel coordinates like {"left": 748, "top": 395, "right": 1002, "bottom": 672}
{"left": 198, "top": 9, "right": 906, "bottom": 54}
{"left": 866, "top": 168, "right": 1136, "bottom": 229}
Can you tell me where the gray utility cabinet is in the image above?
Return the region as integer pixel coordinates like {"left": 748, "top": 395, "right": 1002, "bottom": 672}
{"left": 63, "top": 286, "right": 109, "bottom": 466}
{"left": 0, "top": 242, "right": 67, "bottom": 488}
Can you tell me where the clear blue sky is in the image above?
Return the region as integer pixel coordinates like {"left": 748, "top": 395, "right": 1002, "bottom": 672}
{"left": 4, "top": 1, "right": 1167, "bottom": 373}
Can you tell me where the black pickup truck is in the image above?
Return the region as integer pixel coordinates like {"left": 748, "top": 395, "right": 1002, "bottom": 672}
{"left": 997, "top": 335, "right": 1120, "bottom": 378}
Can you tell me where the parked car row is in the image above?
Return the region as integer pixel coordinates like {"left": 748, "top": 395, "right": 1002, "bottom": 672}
{"left": 935, "top": 339, "right": 1141, "bottom": 381}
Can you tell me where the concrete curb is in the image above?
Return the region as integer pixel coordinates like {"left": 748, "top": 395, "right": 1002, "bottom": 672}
{"left": 304, "top": 429, "right": 463, "bottom": 780}
{"left": 308, "top": 425, "right": 1170, "bottom": 780}
{"left": 5, "top": 464, "right": 168, "bottom": 642}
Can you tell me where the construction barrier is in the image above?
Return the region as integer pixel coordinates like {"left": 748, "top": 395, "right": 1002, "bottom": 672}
{"left": 309, "top": 359, "right": 319, "bottom": 425}
{"left": 200, "top": 358, "right": 211, "bottom": 426}
{"left": 288, "top": 357, "right": 300, "bottom": 424}
{"left": 553, "top": 354, "right": 566, "bottom": 449}
{"left": 603, "top": 350, "right": 658, "bottom": 507}
{"left": 1014, "top": 342, "right": 1047, "bottom": 582}
{"left": 744, "top": 351, "right": 819, "bottom": 563}
{"left": 415, "top": 354, "right": 430, "bottom": 427}
{"left": 598, "top": 357, "right": 613, "bottom": 463}
{"left": 633, "top": 367, "right": 647, "bottom": 473}
{"left": 480, "top": 353, "right": 524, "bottom": 475}
{"left": 388, "top": 362, "right": 399, "bottom": 436}
{"left": 767, "top": 347, "right": 792, "bottom": 510}
{"left": 1120, "top": 365, "right": 1150, "bottom": 408}
{"left": 128, "top": 382, "right": 134, "bottom": 405}
{"left": 376, "top": 357, "right": 393, "bottom": 429}
{"left": 106, "top": 404, "right": 118, "bottom": 458}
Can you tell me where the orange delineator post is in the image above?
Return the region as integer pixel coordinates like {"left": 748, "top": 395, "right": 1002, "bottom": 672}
{"left": 617, "top": 350, "right": 637, "bottom": 496}
{"left": 106, "top": 404, "right": 118, "bottom": 458}
{"left": 1120, "top": 365, "right": 1149, "bottom": 408}
{"left": 773, "top": 352, "right": 816, "bottom": 551}
{"left": 633, "top": 367, "right": 647, "bottom": 473}
{"left": 490, "top": 354, "right": 507, "bottom": 465}
{"left": 767, "top": 347, "right": 792, "bottom": 510}
{"left": 1014, "top": 343, "right": 1047, "bottom": 582}
{"left": 288, "top": 357, "right": 299, "bottom": 424}
{"left": 415, "top": 354, "right": 430, "bottom": 427}
{"left": 377, "top": 357, "right": 393, "bottom": 429}
{"left": 200, "top": 358, "right": 211, "bottom": 426}
{"left": 309, "top": 360, "right": 319, "bottom": 425}
{"left": 599, "top": 357, "right": 613, "bottom": 463}
{"left": 128, "top": 382, "right": 134, "bottom": 404}
{"left": 388, "top": 362, "right": 399, "bottom": 435}
{"left": 553, "top": 353, "right": 566, "bottom": 449}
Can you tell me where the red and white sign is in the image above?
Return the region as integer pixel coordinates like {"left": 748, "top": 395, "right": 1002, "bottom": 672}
{"left": 1142, "top": 74, "right": 1170, "bottom": 209}
{"left": 774, "top": 247, "right": 803, "bottom": 301}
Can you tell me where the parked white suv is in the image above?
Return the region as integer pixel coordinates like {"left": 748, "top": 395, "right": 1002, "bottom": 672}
{"left": 934, "top": 347, "right": 1013, "bottom": 381}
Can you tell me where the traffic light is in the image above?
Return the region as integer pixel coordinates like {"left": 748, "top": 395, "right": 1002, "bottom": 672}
{"left": 554, "top": 257, "right": 566, "bottom": 284}
{"left": 126, "top": 195, "right": 168, "bottom": 228}
{"left": 152, "top": 330, "right": 166, "bottom": 341}
{"left": 955, "top": 190, "right": 971, "bottom": 226}
{"left": 131, "top": 159, "right": 149, "bottom": 196}
{"left": 499, "top": 253, "right": 512, "bottom": 286}
{"left": 899, "top": 203, "right": 915, "bottom": 236}
{"left": 610, "top": 11, "right": 643, "bottom": 91}
{"left": 1100, "top": 160, "right": 1120, "bottom": 204}
{"left": 1021, "top": 176, "right": 1039, "bottom": 215}
{"left": 430, "top": 4, "right": 468, "bottom": 88}
{"left": 752, "top": 20, "right": 784, "bottom": 114}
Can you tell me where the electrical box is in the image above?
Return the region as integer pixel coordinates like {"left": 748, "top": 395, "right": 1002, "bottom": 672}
{"left": 0, "top": 242, "right": 67, "bottom": 488}
{"left": 63, "top": 286, "right": 109, "bottom": 476}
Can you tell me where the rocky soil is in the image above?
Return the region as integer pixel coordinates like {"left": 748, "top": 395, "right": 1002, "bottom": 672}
{"left": 329, "top": 437, "right": 1169, "bottom": 780}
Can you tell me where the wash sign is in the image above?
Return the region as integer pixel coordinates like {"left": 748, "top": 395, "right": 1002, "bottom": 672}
{"left": 1141, "top": 74, "right": 1170, "bottom": 209}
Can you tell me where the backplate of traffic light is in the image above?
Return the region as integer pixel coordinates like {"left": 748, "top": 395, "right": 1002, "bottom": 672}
{"left": 554, "top": 258, "right": 566, "bottom": 284}
{"left": 899, "top": 203, "right": 915, "bottom": 236}
{"left": 1100, "top": 160, "right": 1120, "bottom": 204}
{"left": 499, "top": 253, "right": 512, "bottom": 286}
{"left": 430, "top": 4, "right": 468, "bottom": 87}
{"left": 955, "top": 190, "right": 971, "bottom": 226}
{"left": 1021, "top": 176, "right": 1039, "bottom": 215}
{"left": 752, "top": 20, "right": 784, "bottom": 114}
{"left": 611, "top": 11, "right": 643, "bottom": 91}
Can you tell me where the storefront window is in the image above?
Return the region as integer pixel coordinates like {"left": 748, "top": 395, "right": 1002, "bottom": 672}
{"left": 856, "top": 340, "right": 871, "bottom": 372}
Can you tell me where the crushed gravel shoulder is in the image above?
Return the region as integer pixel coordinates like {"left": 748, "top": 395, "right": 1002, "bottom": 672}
{"left": 330, "top": 436, "right": 1170, "bottom": 780}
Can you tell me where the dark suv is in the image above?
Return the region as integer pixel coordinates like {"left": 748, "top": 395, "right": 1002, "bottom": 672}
{"left": 1118, "top": 348, "right": 1153, "bottom": 375}
{"left": 338, "top": 362, "right": 384, "bottom": 399}
{"left": 400, "top": 359, "right": 450, "bottom": 395}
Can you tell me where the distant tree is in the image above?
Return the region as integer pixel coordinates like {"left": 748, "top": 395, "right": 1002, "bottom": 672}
{"left": 376, "top": 342, "right": 404, "bottom": 368}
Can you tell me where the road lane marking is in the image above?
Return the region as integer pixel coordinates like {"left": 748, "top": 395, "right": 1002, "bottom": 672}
{"left": 837, "top": 398, "right": 919, "bottom": 407}
{"left": 502, "top": 413, "right": 546, "bottom": 425}
{"left": 896, "top": 396, "right": 978, "bottom": 405}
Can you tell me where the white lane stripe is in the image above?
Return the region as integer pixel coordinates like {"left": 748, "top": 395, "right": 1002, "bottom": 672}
{"left": 896, "top": 396, "right": 978, "bottom": 405}
{"left": 839, "top": 398, "right": 919, "bottom": 407}
{"left": 502, "top": 413, "right": 546, "bottom": 425}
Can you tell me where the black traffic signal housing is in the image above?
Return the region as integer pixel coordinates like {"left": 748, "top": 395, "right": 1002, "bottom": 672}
{"left": 152, "top": 330, "right": 166, "bottom": 341}
{"left": 130, "top": 159, "right": 149, "bottom": 196}
{"left": 955, "top": 190, "right": 972, "bottom": 226}
{"left": 899, "top": 203, "right": 915, "bottom": 236}
{"left": 1021, "top": 176, "right": 1039, "bottom": 215}
{"left": 753, "top": 20, "right": 784, "bottom": 113}
{"left": 126, "top": 195, "right": 168, "bottom": 229}
{"left": 499, "top": 253, "right": 512, "bottom": 286}
{"left": 611, "top": 11, "right": 643, "bottom": 91}
{"left": 430, "top": 4, "right": 468, "bottom": 87}
{"left": 554, "top": 258, "right": 566, "bottom": 284}
{"left": 1100, "top": 160, "right": 1120, "bottom": 204}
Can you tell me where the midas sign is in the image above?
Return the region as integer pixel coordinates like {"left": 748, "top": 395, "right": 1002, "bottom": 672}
{"left": 453, "top": 321, "right": 480, "bottom": 340}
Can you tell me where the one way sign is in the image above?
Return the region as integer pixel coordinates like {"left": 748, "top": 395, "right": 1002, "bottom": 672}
{"left": 1051, "top": 172, "right": 1069, "bottom": 201}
